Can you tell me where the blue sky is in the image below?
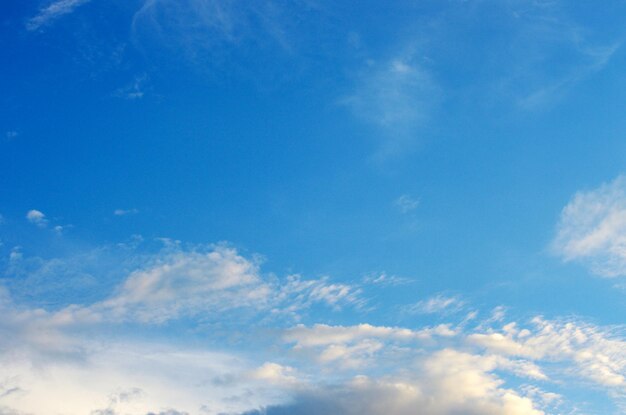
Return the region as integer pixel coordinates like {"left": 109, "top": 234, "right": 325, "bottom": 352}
{"left": 2, "top": 1, "right": 626, "bottom": 414}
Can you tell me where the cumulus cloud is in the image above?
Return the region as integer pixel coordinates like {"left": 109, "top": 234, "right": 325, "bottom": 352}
{"left": 26, "top": 0, "right": 91, "bottom": 31}
{"left": 243, "top": 350, "right": 544, "bottom": 415}
{"left": 25, "top": 210, "right": 47, "bottom": 227}
{"left": 552, "top": 175, "right": 626, "bottom": 277}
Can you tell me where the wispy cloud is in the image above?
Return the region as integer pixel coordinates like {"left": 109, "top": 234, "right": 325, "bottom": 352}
{"left": 404, "top": 294, "right": 464, "bottom": 315}
{"left": 490, "top": 1, "right": 622, "bottom": 110}
{"left": 552, "top": 175, "right": 626, "bottom": 277}
{"left": 113, "top": 75, "right": 149, "bottom": 100}
{"left": 130, "top": 0, "right": 301, "bottom": 68}
{"left": 363, "top": 272, "right": 412, "bottom": 287}
{"left": 26, "top": 0, "right": 91, "bottom": 31}
{"left": 341, "top": 55, "right": 441, "bottom": 159}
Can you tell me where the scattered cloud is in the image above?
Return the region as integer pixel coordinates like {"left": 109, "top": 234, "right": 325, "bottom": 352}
{"left": 552, "top": 175, "right": 626, "bottom": 277}
{"left": 26, "top": 0, "right": 91, "bottom": 31}
{"left": 394, "top": 195, "right": 419, "bottom": 214}
{"left": 25, "top": 210, "right": 47, "bottom": 227}
{"left": 469, "top": 317, "right": 626, "bottom": 388}
{"left": 5, "top": 131, "right": 18, "bottom": 141}
{"left": 1, "top": 239, "right": 626, "bottom": 413}
{"left": 113, "top": 208, "right": 139, "bottom": 216}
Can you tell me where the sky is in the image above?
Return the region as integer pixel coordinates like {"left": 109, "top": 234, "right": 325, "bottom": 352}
{"left": 2, "top": 0, "right": 626, "bottom": 414}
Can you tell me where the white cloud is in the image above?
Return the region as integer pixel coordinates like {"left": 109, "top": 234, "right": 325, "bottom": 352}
{"left": 25, "top": 210, "right": 47, "bottom": 227}
{"left": 244, "top": 350, "right": 545, "bottom": 415}
{"left": 552, "top": 175, "right": 626, "bottom": 277}
{"left": 96, "top": 246, "right": 269, "bottom": 323}
{"left": 5, "top": 244, "right": 363, "bottom": 326}
{"left": 468, "top": 317, "right": 626, "bottom": 388}
{"left": 114, "top": 208, "right": 139, "bottom": 216}
{"left": 284, "top": 323, "right": 455, "bottom": 349}
{"left": 248, "top": 363, "right": 299, "bottom": 386}
{"left": 5, "top": 131, "right": 18, "bottom": 140}
{"left": 283, "top": 323, "right": 456, "bottom": 369}
{"left": 394, "top": 195, "right": 419, "bottom": 213}
{"left": 26, "top": 0, "right": 91, "bottom": 31}
{"left": 2, "top": 240, "right": 626, "bottom": 413}
{"left": 0, "top": 338, "right": 275, "bottom": 415}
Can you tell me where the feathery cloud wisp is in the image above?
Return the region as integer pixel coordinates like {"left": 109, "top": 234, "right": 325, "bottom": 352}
{"left": 552, "top": 175, "right": 626, "bottom": 277}
{"left": 26, "top": 0, "right": 91, "bottom": 31}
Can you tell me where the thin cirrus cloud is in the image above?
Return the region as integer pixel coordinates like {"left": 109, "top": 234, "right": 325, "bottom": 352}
{"left": 552, "top": 175, "right": 626, "bottom": 277}
{"left": 404, "top": 294, "right": 464, "bottom": 315}
{"left": 26, "top": 0, "right": 91, "bottom": 31}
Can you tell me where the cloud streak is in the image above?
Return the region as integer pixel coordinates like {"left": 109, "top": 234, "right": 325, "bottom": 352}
{"left": 26, "top": 0, "right": 91, "bottom": 31}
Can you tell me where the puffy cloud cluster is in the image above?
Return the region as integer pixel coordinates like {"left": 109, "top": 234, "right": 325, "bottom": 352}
{"left": 244, "top": 350, "right": 544, "bottom": 415}
{"left": 1, "top": 242, "right": 626, "bottom": 414}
